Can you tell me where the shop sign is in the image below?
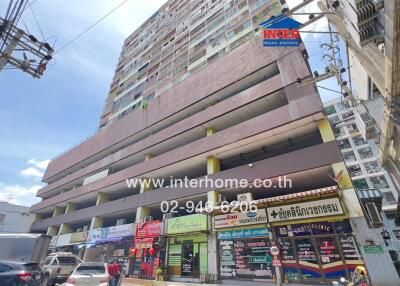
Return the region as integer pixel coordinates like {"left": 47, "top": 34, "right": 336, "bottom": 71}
{"left": 363, "top": 245, "right": 383, "bottom": 254}
{"left": 272, "top": 258, "right": 281, "bottom": 267}
{"left": 55, "top": 233, "right": 72, "bottom": 247}
{"left": 167, "top": 214, "right": 208, "bottom": 235}
{"left": 136, "top": 221, "right": 162, "bottom": 238}
{"left": 135, "top": 237, "right": 153, "bottom": 249}
{"left": 69, "top": 231, "right": 87, "bottom": 244}
{"left": 87, "top": 228, "right": 107, "bottom": 244}
{"left": 267, "top": 198, "right": 343, "bottom": 223}
{"left": 218, "top": 228, "right": 270, "bottom": 239}
{"left": 214, "top": 209, "right": 268, "bottom": 229}
{"left": 106, "top": 223, "right": 134, "bottom": 240}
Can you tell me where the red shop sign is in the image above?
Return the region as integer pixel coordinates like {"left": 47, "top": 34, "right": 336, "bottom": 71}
{"left": 136, "top": 220, "right": 162, "bottom": 238}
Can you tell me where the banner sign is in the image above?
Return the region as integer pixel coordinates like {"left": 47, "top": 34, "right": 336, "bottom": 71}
{"left": 106, "top": 223, "right": 134, "bottom": 240}
{"left": 267, "top": 198, "right": 344, "bottom": 222}
{"left": 167, "top": 214, "right": 208, "bottom": 234}
{"left": 214, "top": 209, "right": 267, "bottom": 229}
{"left": 218, "top": 227, "right": 270, "bottom": 239}
{"left": 136, "top": 221, "right": 162, "bottom": 238}
{"left": 87, "top": 228, "right": 107, "bottom": 244}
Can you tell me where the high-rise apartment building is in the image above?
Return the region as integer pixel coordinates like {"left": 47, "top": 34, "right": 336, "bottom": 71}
{"left": 30, "top": 0, "right": 398, "bottom": 284}
{"left": 319, "top": 0, "right": 400, "bottom": 205}
{"left": 325, "top": 98, "right": 400, "bottom": 277}
{"left": 99, "top": 0, "right": 286, "bottom": 128}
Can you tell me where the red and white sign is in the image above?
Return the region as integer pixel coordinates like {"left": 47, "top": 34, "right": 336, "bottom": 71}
{"left": 272, "top": 258, "right": 281, "bottom": 267}
{"left": 135, "top": 220, "right": 162, "bottom": 238}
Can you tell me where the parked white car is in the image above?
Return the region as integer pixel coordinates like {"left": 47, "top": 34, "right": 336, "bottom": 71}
{"left": 65, "top": 262, "right": 110, "bottom": 286}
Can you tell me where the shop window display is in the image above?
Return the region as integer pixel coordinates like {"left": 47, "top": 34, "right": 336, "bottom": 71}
{"left": 219, "top": 238, "right": 275, "bottom": 280}
{"left": 277, "top": 220, "right": 363, "bottom": 283}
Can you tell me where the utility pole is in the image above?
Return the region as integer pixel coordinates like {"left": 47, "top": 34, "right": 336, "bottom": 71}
{"left": 0, "top": 0, "right": 53, "bottom": 78}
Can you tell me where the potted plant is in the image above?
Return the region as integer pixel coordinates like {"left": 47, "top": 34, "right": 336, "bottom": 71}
{"left": 155, "top": 264, "right": 166, "bottom": 281}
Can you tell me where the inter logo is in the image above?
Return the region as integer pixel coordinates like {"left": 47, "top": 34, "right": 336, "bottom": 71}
{"left": 260, "top": 14, "right": 303, "bottom": 47}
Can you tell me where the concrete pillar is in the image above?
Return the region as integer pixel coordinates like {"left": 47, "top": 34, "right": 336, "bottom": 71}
{"left": 90, "top": 217, "right": 104, "bottom": 230}
{"left": 58, "top": 223, "right": 71, "bottom": 235}
{"left": 33, "top": 213, "right": 43, "bottom": 222}
{"left": 53, "top": 206, "right": 66, "bottom": 217}
{"left": 318, "top": 118, "right": 335, "bottom": 142}
{"left": 46, "top": 225, "right": 59, "bottom": 236}
{"left": 135, "top": 154, "right": 154, "bottom": 223}
{"left": 65, "top": 202, "right": 76, "bottom": 213}
{"left": 95, "top": 192, "right": 109, "bottom": 205}
{"left": 318, "top": 119, "right": 353, "bottom": 190}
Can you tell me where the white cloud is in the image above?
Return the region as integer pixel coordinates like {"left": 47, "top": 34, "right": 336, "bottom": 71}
{"left": 0, "top": 183, "right": 41, "bottom": 206}
{"left": 20, "top": 167, "right": 44, "bottom": 179}
{"left": 27, "top": 159, "right": 50, "bottom": 169}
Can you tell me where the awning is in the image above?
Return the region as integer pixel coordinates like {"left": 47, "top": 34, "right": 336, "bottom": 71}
{"left": 253, "top": 185, "right": 339, "bottom": 204}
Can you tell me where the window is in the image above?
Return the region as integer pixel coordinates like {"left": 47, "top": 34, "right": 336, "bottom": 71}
{"left": 0, "top": 263, "right": 12, "bottom": 272}
{"left": 353, "top": 178, "right": 369, "bottom": 189}
{"left": 338, "top": 138, "right": 351, "bottom": 149}
{"left": 75, "top": 265, "right": 106, "bottom": 275}
{"left": 358, "top": 147, "right": 374, "bottom": 159}
{"left": 369, "top": 175, "right": 389, "bottom": 189}
{"left": 352, "top": 135, "right": 367, "bottom": 146}
{"left": 382, "top": 192, "right": 396, "bottom": 203}
{"left": 347, "top": 164, "right": 362, "bottom": 177}
{"left": 325, "top": 105, "right": 336, "bottom": 115}
{"left": 342, "top": 151, "right": 356, "bottom": 162}
{"left": 0, "top": 213, "right": 5, "bottom": 224}
{"left": 393, "top": 230, "right": 400, "bottom": 240}
{"left": 364, "top": 161, "right": 379, "bottom": 173}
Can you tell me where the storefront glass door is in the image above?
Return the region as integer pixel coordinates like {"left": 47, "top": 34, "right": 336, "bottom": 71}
{"left": 181, "top": 242, "right": 200, "bottom": 277}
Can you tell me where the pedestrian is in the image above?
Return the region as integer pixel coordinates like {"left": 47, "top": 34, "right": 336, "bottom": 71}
{"left": 107, "top": 259, "right": 117, "bottom": 286}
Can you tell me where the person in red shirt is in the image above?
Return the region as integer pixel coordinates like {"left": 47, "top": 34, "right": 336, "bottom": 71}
{"left": 108, "top": 259, "right": 121, "bottom": 286}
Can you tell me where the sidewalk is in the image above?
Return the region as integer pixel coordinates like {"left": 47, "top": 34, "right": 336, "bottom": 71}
{"left": 122, "top": 278, "right": 312, "bottom": 286}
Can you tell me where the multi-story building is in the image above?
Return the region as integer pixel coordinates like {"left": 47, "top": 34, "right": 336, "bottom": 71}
{"left": 325, "top": 98, "right": 400, "bottom": 276}
{"left": 30, "top": 0, "right": 398, "bottom": 284}
{"left": 0, "top": 202, "right": 34, "bottom": 233}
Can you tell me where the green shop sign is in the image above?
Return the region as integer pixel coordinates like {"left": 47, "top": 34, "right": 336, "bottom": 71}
{"left": 363, "top": 245, "right": 383, "bottom": 254}
{"left": 167, "top": 214, "right": 208, "bottom": 234}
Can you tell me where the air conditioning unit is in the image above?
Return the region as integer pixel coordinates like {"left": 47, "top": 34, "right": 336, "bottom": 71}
{"left": 163, "top": 213, "right": 174, "bottom": 220}
{"left": 237, "top": 193, "right": 253, "bottom": 202}
{"left": 82, "top": 225, "right": 89, "bottom": 231}
{"left": 143, "top": 216, "right": 153, "bottom": 222}
{"left": 354, "top": 104, "right": 376, "bottom": 139}
{"left": 116, "top": 219, "right": 126, "bottom": 226}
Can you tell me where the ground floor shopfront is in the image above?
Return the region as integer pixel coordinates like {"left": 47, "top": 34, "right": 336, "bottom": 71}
{"left": 214, "top": 196, "right": 367, "bottom": 285}
{"left": 166, "top": 214, "right": 209, "bottom": 282}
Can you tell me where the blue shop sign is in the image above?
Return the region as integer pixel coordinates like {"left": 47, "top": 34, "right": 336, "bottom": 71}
{"left": 218, "top": 227, "right": 270, "bottom": 239}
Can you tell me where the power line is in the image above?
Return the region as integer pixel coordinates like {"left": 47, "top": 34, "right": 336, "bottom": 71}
{"left": 27, "top": 0, "right": 45, "bottom": 41}
{"left": 55, "top": 0, "right": 130, "bottom": 54}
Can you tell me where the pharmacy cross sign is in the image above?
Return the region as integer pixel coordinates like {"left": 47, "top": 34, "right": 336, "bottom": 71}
{"left": 260, "top": 14, "right": 303, "bottom": 47}
{"left": 270, "top": 210, "right": 279, "bottom": 219}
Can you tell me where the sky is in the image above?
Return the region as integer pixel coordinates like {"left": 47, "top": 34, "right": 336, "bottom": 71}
{"left": 0, "top": 0, "right": 345, "bottom": 207}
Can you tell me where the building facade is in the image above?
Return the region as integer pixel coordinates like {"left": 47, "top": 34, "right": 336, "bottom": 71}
{"left": 0, "top": 202, "right": 34, "bottom": 233}
{"left": 30, "top": 0, "right": 398, "bottom": 285}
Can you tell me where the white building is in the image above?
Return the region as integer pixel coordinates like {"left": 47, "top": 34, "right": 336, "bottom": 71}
{"left": 0, "top": 202, "right": 34, "bottom": 233}
{"left": 324, "top": 98, "right": 400, "bottom": 277}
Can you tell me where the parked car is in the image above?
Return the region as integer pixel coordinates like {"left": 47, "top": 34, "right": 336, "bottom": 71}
{"left": 0, "top": 260, "right": 41, "bottom": 286}
{"left": 40, "top": 252, "right": 80, "bottom": 286}
{"left": 66, "top": 262, "right": 110, "bottom": 286}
